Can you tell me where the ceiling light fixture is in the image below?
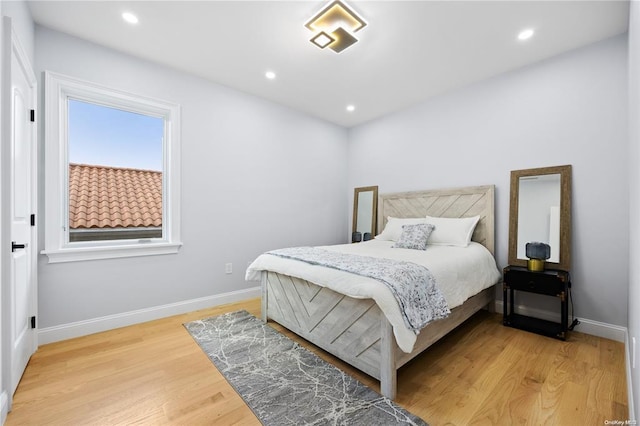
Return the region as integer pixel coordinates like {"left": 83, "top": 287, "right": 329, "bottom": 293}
{"left": 310, "top": 32, "right": 335, "bottom": 49}
{"left": 265, "top": 71, "right": 276, "bottom": 80}
{"left": 518, "top": 28, "right": 534, "bottom": 41}
{"left": 346, "top": 105, "right": 355, "bottom": 112}
{"left": 122, "top": 12, "right": 139, "bottom": 24}
{"left": 305, "top": 1, "right": 367, "bottom": 53}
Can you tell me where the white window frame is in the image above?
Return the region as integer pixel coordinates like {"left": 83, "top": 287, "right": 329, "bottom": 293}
{"left": 42, "top": 71, "right": 182, "bottom": 263}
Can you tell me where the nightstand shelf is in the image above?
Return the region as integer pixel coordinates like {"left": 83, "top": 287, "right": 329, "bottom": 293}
{"left": 506, "top": 313, "right": 566, "bottom": 339}
{"left": 503, "top": 265, "right": 570, "bottom": 340}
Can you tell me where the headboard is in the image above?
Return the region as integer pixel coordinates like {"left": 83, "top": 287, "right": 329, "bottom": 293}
{"left": 377, "top": 185, "right": 495, "bottom": 255}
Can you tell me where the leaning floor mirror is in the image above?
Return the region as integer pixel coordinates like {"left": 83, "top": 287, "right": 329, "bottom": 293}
{"left": 352, "top": 186, "right": 378, "bottom": 243}
{"left": 508, "top": 165, "right": 572, "bottom": 271}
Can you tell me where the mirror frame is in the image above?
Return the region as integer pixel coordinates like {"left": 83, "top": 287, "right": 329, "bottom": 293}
{"left": 508, "top": 165, "right": 572, "bottom": 271}
{"left": 352, "top": 186, "right": 378, "bottom": 240}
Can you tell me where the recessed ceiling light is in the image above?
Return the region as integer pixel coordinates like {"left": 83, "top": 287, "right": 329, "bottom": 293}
{"left": 122, "top": 12, "right": 139, "bottom": 25}
{"left": 346, "top": 105, "right": 355, "bottom": 112}
{"left": 265, "top": 71, "right": 276, "bottom": 80}
{"left": 518, "top": 29, "right": 534, "bottom": 41}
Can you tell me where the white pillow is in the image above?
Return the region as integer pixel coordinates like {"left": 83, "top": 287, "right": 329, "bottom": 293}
{"left": 425, "top": 215, "right": 480, "bottom": 247}
{"left": 375, "top": 217, "right": 427, "bottom": 242}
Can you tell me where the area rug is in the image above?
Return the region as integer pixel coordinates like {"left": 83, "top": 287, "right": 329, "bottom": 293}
{"left": 184, "top": 310, "right": 427, "bottom": 426}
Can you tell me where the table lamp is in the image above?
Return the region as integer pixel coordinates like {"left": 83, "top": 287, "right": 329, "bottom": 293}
{"left": 525, "top": 242, "right": 551, "bottom": 272}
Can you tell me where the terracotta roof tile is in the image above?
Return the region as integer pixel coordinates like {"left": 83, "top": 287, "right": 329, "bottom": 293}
{"left": 69, "top": 163, "right": 162, "bottom": 229}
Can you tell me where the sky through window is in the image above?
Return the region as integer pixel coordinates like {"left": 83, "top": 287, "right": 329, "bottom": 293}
{"left": 68, "top": 99, "right": 164, "bottom": 171}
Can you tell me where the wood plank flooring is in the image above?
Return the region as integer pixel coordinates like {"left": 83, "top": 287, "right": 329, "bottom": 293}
{"left": 6, "top": 298, "right": 628, "bottom": 425}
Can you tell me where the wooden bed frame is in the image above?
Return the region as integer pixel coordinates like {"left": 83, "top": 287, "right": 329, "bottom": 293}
{"left": 260, "top": 185, "right": 497, "bottom": 399}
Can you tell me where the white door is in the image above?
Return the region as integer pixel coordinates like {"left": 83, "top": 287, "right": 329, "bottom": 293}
{"left": 4, "top": 18, "right": 38, "bottom": 397}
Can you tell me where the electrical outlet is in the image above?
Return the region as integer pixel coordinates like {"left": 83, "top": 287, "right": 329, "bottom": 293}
{"left": 225, "top": 263, "right": 232, "bottom": 274}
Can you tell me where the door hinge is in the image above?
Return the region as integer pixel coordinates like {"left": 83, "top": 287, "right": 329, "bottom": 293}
{"left": 30, "top": 316, "right": 36, "bottom": 329}
{"left": 30, "top": 109, "right": 35, "bottom": 122}
{"left": 30, "top": 214, "right": 35, "bottom": 227}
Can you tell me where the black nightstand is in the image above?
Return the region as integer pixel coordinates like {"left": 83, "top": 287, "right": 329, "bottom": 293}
{"left": 503, "top": 265, "right": 570, "bottom": 340}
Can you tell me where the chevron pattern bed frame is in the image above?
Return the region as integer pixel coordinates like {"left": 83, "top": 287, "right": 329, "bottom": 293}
{"left": 261, "top": 185, "right": 497, "bottom": 399}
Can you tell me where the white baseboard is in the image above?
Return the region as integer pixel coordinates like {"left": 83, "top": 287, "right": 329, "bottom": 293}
{"left": 494, "top": 300, "right": 626, "bottom": 342}
{"left": 0, "top": 391, "right": 8, "bottom": 425}
{"left": 38, "top": 286, "right": 261, "bottom": 345}
{"left": 576, "top": 317, "right": 627, "bottom": 343}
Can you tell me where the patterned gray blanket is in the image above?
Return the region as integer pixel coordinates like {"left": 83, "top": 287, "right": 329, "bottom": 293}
{"left": 267, "top": 247, "right": 451, "bottom": 333}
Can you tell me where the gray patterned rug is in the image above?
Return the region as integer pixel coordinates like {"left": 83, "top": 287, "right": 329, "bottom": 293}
{"left": 184, "top": 310, "right": 427, "bottom": 426}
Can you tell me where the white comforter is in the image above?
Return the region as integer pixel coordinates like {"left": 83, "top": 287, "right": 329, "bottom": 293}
{"left": 245, "top": 240, "right": 501, "bottom": 353}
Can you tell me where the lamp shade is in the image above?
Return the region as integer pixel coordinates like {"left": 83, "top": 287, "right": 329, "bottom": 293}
{"left": 525, "top": 242, "right": 551, "bottom": 260}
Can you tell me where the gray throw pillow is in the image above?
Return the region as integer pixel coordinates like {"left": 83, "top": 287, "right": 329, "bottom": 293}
{"left": 392, "top": 223, "right": 435, "bottom": 250}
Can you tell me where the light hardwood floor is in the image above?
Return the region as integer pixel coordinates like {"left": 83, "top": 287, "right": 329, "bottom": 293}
{"left": 6, "top": 298, "right": 628, "bottom": 425}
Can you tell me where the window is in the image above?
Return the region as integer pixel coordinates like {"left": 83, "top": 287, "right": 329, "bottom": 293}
{"left": 67, "top": 100, "right": 164, "bottom": 242}
{"left": 43, "top": 71, "right": 181, "bottom": 263}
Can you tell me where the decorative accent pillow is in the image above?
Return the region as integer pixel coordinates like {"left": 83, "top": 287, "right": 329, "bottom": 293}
{"left": 375, "top": 217, "right": 427, "bottom": 242}
{"left": 392, "top": 223, "right": 435, "bottom": 250}
{"left": 425, "top": 215, "right": 480, "bottom": 247}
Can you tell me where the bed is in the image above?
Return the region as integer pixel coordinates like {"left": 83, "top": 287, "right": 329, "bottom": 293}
{"left": 246, "top": 185, "right": 501, "bottom": 399}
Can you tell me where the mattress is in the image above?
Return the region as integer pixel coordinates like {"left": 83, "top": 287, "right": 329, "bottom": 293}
{"left": 246, "top": 239, "right": 501, "bottom": 352}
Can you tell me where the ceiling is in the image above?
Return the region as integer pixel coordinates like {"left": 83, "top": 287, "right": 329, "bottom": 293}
{"left": 28, "top": 1, "right": 630, "bottom": 127}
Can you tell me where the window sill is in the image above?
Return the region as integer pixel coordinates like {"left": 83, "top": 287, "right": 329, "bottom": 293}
{"left": 42, "top": 241, "right": 183, "bottom": 263}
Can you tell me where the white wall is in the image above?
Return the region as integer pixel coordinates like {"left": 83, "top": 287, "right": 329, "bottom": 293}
{"left": 34, "top": 26, "right": 349, "bottom": 330}
{"left": 1, "top": 0, "right": 33, "bottom": 60}
{"left": 627, "top": 0, "right": 640, "bottom": 419}
{"left": 348, "top": 35, "right": 629, "bottom": 327}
